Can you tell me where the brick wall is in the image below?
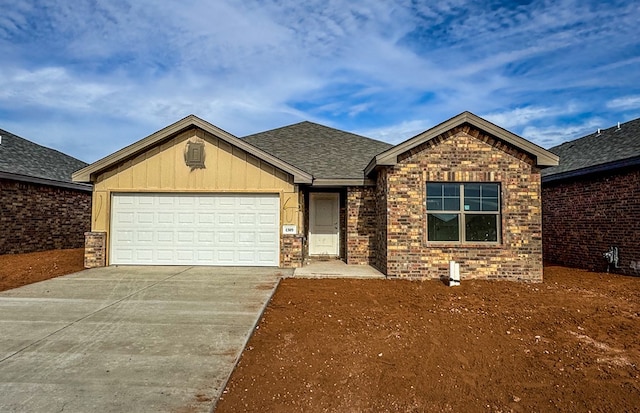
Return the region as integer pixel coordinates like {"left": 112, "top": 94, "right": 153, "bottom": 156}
{"left": 0, "top": 179, "right": 91, "bottom": 254}
{"left": 346, "top": 186, "right": 377, "bottom": 265}
{"left": 374, "top": 169, "right": 388, "bottom": 274}
{"left": 84, "top": 231, "right": 106, "bottom": 268}
{"left": 542, "top": 167, "right": 640, "bottom": 275}
{"left": 281, "top": 234, "right": 304, "bottom": 268}
{"left": 381, "top": 125, "right": 543, "bottom": 281}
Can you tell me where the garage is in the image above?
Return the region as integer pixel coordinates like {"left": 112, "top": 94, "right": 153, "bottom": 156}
{"left": 110, "top": 193, "right": 280, "bottom": 266}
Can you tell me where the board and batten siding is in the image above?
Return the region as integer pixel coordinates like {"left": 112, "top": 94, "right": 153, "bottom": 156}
{"left": 90, "top": 127, "right": 301, "bottom": 235}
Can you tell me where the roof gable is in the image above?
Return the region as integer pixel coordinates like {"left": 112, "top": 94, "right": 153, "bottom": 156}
{"left": 542, "top": 117, "right": 640, "bottom": 181}
{"left": 73, "top": 115, "right": 313, "bottom": 184}
{"left": 0, "top": 128, "right": 89, "bottom": 190}
{"left": 365, "top": 111, "right": 558, "bottom": 176}
{"left": 243, "top": 121, "right": 392, "bottom": 182}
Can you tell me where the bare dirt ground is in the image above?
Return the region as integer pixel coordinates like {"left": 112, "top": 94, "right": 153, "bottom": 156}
{"left": 216, "top": 266, "right": 640, "bottom": 413}
{"left": 0, "top": 248, "right": 85, "bottom": 291}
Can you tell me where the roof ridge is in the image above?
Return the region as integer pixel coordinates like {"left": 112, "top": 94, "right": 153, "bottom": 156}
{"left": 550, "top": 117, "right": 640, "bottom": 150}
{"left": 243, "top": 120, "right": 392, "bottom": 146}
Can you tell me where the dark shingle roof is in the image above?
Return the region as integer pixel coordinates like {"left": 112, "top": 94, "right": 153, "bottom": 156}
{"left": 542, "top": 117, "right": 640, "bottom": 180}
{"left": 243, "top": 121, "right": 393, "bottom": 179}
{"left": 0, "top": 128, "right": 88, "bottom": 184}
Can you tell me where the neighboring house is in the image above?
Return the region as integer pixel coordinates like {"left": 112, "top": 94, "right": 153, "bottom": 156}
{"left": 542, "top": 118, "right": 640, "bottom": 275}
{"left": 73, "top": 112, "right": 558, "bottom": 281}
{"left": 0, "top": 128, "right": 92, "bottom": 254}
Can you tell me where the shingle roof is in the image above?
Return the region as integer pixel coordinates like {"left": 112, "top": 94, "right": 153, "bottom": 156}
{"left": 0, "top": 128, "right": 88, "bottom": 184}
{"left": 243, "top": 121, "right": 393, "bottom": 179}
{"left": 542, "top": 117, "right": 640, "bottom": 180}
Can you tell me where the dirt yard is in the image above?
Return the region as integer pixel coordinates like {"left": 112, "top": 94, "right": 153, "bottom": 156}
{"left": 216, "top": 266, "right": 640, "bottom": 413}
{"left": 0, "top": 248, "right": 85, "bottom": 291}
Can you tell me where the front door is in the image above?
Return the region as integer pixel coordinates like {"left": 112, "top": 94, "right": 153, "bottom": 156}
{"left": 309, "top": 193, "right": 340, "bottom": 256}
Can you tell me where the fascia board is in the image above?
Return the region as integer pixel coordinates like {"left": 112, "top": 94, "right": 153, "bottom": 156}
{"left": 1, "top": 171, "right": 93, "bottom": 191}
{"left": 364, "top": 112, "right": 558, "bottom": 176}
{"left": 311, "top": 178, "right": 376, "bottom": 187}
{"left": 72, "top": 115, "right": 313, "bottom": 184}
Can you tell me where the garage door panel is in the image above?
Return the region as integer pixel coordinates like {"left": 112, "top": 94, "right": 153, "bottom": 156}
{"left": 111, "top": 193, "right": 279, "bottom": 266}
{"left": 157, "top": 231, "right": 173, "bottom": 242}
{"left": 239, "top": 214, "right": 255, "bottom": 225}
{"left": 197, "top": 232, "right": 215, "bottom": 243}
{"left": 217, "top": 214, "right": 235, "bottom": 225}
{"left": 137, "top": 231, "right": 153, "bottom": 242}
{"left": 198, "top": 213, "right": 215, "bottom": 224}
{"left": 177, "top": 231, "right": 194, "bottom": 243}
{"left": 135, "top": 249, "right": 153, "bottom": 262}
{"left": 158, "top": 213, "right": 173, "bottom": 224}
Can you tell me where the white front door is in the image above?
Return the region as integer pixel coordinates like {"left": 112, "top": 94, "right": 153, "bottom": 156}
{"left": 309, "top": 193, "right": 340, "bottom": 256}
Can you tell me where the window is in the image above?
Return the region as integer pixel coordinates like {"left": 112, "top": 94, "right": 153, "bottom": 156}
{"left": 426, "top": 183, "right": 500, "bottom": 243}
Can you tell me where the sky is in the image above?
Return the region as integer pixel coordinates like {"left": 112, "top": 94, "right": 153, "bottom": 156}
{"left": 0, "top": 0, "right": 639, "bottom": 164}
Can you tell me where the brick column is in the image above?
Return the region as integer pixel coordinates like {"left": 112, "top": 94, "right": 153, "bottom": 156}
{"left": 281, "top": 234, "right": 304, "bottom": 268}
{"left": 84, "top": 232, "right": 106, "bottom": 268}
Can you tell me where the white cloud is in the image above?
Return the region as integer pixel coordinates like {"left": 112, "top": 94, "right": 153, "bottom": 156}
{"left": 0, "top": 67, "right": 114, "bottom": 111}
{"left": 483, "top": 106, "right": 572, "bottom": 129}
{"left": 606, "top": 95, "right": 640, "bottom": 111}
{"left": 357, "top": 119, "right": 434, "bottom": 144}
{"left": 521, "top": 118, "right": 604, "bottom": 149}
{"left": 0, "top": 0, "right": 638, "bottom": 162}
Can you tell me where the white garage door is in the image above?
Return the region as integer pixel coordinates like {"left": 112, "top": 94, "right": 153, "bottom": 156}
{"left": 110, "top": 193, "right": 280, "bottom": 266}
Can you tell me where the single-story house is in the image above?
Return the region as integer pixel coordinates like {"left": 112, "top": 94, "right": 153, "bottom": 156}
{"left": 542, "top": 117, "right": 640, "bottom": 275}
{"left": 0, "top": 128, "right": 92, "bottom": 254}
{"left": 73, "top": 112, "right": 558, "bottom": 281}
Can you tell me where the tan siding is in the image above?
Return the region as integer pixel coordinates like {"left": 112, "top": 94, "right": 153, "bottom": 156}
{"left": 91, "top": 127, "right": 300, "bottom": 237}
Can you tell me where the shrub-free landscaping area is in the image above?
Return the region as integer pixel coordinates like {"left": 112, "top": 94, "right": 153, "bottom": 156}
{"left": 0, "top": 248, "right": 84, "bottom": 291}
{"left": 216, "top": 266, "right": 640, "bottom": 413}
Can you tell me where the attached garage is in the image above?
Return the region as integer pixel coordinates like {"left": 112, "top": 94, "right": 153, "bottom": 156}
{"left": 72, "top": 115, "right": 312, "bottom": 268}
{"left": 110, "top": 193, "right": 280, "bottom": 266}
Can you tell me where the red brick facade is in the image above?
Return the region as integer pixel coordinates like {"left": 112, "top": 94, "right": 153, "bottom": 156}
{"left": 372, "top": 125, "right": 543, "bottom": 281}
{"left": 542, "top": 168, "right": 640, "bottom": 275}
{"left": 0, "top": 179, "right": 91, "bottom": 254}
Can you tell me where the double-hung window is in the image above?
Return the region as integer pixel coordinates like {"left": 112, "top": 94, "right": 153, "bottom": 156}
{"left": 426, "top": 183, "right": 500, "bottom": 243}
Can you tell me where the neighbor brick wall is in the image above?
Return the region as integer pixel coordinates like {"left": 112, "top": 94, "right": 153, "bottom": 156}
{"left": 542, "top": 167, "right": 640, "bottom": 275}
{"left": 0, "top": 179, "right": 91, "bottom": 254}
{"left": 281, "top": 234, "right": 304, "bottom": 268}
{"left": 346, "top": 186, "right": 377, "bottom": 265}
{"left": 382, "top": 125, "right": 543, "bottom": 281}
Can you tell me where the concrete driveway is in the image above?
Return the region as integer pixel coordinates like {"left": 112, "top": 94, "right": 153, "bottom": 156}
{"left": 0, "top": 266, "right": 287, "bottom": 413}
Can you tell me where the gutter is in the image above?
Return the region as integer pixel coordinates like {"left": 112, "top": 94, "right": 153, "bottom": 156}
{"left": 542, "top": 156, "right": 640, "bottom": 184}
{"left": 0, "top": 171, "right": 93, "bottom": 192}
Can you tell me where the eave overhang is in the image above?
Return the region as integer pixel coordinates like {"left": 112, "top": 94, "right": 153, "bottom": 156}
{"left": 72, "top": 115, "right": 313, "bottom": 184}
{"left": 365, "top": 111, "right": 559, "bottom": 176}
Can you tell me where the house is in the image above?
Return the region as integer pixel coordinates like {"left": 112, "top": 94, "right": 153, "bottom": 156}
{"left": 73, "top": 112, "right": 558, "bottom": 281}
{"left": 0, "top": 128, "right": 92, "bottom": 254}
{"left": 542, "top": 118, "right": 640, "bottom": 275}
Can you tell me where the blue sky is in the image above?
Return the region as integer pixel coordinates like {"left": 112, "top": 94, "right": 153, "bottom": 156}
{"left": 1, "top": 0, "right": 639, "bottom": 163}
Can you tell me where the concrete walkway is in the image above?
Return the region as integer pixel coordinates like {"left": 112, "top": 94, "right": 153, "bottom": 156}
{"left": 0, "top": 266, "right": 287, "bottom": 413}
{"left": 293, "top": 260, "right": 385, "bottom": 279}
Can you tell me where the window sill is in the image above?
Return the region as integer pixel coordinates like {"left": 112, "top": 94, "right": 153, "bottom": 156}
{"left": 424, "top": 242, "right": 504, "bottom": 249}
